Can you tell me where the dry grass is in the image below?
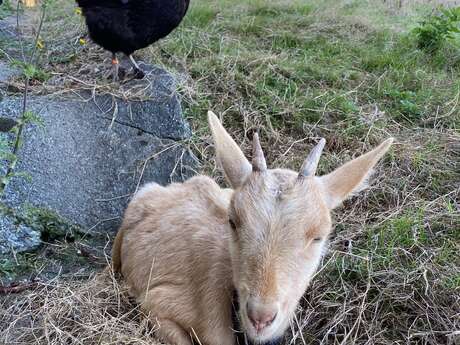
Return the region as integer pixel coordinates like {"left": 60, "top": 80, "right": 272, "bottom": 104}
{"left": 1, "top": 0, "right": 459, "bottom": 344}
{"left": 1, "top": 270, "right": 162, "bottom": 345}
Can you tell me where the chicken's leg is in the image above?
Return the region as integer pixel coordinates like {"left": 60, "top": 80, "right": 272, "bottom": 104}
{"left": 128, "top": 55, "right": 145, "bottom": 79}
{"left": 111, "top": 53, "right": 119, "bottom": 82}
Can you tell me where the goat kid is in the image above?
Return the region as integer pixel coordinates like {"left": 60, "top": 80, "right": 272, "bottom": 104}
{"left": 112, "top": 111, "right": 393, "bottom": 345}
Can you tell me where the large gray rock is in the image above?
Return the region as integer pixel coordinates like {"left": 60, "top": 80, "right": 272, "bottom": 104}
{"left": 0, "top": 61, "right": 19, "bottom": 84}
{"left": 93, "top": 63, "right": 191, "bottom": 140}
{"left": 0, "top": 215, "right": 41, "bottom": 255}
{"left": 0, "top": 15, "right": 16, "bottom": 41}
{"left": 0, "top": 66, "right": 196, "bottom": 243}
{"left": 0, "top": 15, "right": 22, "bottom": 63}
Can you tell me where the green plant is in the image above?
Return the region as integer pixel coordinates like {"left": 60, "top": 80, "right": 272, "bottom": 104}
{"left": 0, "top": 1, "right": 48, "bottom": 198}
{"left": 384, "top": 89, "right": 421, "bottom": 120}
{"left": 0, "top": 111, "right": 42, "bottom": 196}
{"left": 413, "top": 6, "right": 460, "bottom": 51}
{"left": 11, "top": 60, "right": 51, "bottom": 82}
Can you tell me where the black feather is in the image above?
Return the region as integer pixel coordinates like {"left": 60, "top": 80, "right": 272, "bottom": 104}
{"left": 76, "top": 0, "right": 190, "bottom": 56}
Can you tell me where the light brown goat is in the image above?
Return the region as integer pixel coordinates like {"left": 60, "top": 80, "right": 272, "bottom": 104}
{"left": 112, "top": 111, "right": 393, "bottom": 345}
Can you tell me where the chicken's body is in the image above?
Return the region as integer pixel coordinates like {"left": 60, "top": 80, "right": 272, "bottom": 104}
{"left": 76, "top": 0, "right": 190, "bottom": 79}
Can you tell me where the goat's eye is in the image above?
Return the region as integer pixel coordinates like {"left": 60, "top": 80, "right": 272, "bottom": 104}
{"left": 229, "top": 219, "right": 237, "bottom": 232}
{"left": 313, "top": 237, "right": 322, "bottom": 242}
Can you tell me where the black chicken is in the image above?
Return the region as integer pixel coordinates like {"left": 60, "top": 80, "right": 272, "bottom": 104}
{"left": 76, "top": 0, "right": 190, "bottom": 80}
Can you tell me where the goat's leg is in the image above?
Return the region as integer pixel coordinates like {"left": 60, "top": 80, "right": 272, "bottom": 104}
{"left": 201, "top": 328, "right": 235, "bottom": 345}
{"left": 142, "top": 287, "right": 194, "bottom": 345}
{"left": 154, "top": 318, "right": 193, "bottom": 345}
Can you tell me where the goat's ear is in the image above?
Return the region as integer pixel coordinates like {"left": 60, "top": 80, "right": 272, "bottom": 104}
{"left": 208, "top": 111, "right": 252, "bottom": 188}
{"left": 319, "top": 138, "right": 394, "bottom": 209}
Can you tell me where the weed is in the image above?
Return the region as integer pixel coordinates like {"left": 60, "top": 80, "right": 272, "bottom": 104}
{"left": 384, "top": 89, "right": 421, "bottom": 120}
{"left": 413, "top": 6, "right": 460, "bottom": 51}
{"left": 11, "top": 60, "right": 50, "bottom": 82}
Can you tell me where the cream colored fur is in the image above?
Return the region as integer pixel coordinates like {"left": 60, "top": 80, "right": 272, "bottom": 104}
{"left": 112, "top": 111, "right": 393, "bottom": 345}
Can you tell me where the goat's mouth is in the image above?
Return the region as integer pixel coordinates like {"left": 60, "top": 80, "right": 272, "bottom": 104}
{"left": 232, "top": 288, "right": 287, "bottom": 343}
{"left": 238, "top": 308, "right": 284, "bottom": 343}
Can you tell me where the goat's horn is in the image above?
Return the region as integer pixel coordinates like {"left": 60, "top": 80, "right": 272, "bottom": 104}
{"left": 252, "top": 131, "right": 267, "bottom": 172}
{"left": 298, "top": 138, "right": 326, "bottom": 178}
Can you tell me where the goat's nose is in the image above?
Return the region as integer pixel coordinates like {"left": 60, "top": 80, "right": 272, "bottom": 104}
{"left": 247, "top": 299, "right": 277, "bottom": 333}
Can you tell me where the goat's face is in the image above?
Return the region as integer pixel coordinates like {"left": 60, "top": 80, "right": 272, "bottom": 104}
{"left": 208, "top": 111, "right": 393, "bottom": 343}
{"left": 229, "top": 170, "right": 331, "bottom": 341}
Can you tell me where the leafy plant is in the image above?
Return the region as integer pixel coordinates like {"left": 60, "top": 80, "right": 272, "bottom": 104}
{"left": 384, "top": 89, "right": 421, "bottom": 120}
{"left": 11, "top": 60, "right": 50, "bottom": 82}
{"left": 413, "top": 6, "right": 460, "bottom": 51}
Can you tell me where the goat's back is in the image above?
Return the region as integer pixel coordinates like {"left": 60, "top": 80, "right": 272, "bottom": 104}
{"left": 112, "top": 176, "right": 235, "bottom": 343}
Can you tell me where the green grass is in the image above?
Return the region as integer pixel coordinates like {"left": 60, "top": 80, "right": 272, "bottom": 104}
{"left": 147, "top": 0, "right": 459, "bottom": 133}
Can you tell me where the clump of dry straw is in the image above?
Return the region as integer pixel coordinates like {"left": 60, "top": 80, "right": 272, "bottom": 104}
{"left": 1, "top": 269, "right": 162, "bottom": 345}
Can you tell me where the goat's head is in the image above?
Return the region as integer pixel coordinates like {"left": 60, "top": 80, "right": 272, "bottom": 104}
{"left": 208, "top": 111, "right": 393, "bottom": 343}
